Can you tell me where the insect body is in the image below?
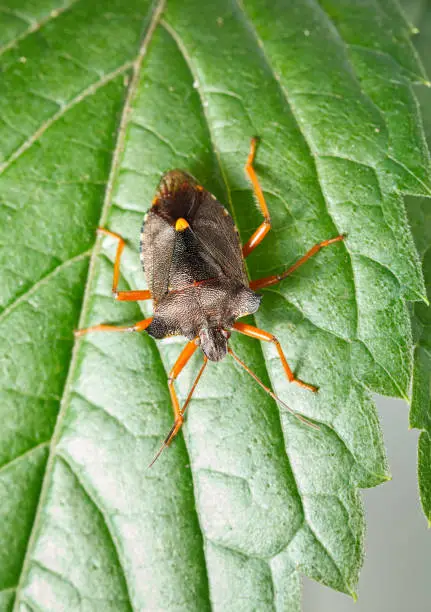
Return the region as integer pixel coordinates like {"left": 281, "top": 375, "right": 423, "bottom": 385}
{"left": 142, "top": 169, "right": 261, "bottom": 362}
{"left": 76, "top": 139, "right": 344, "bottom": 464}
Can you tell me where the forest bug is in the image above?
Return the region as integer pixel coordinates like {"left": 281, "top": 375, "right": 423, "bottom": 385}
{"left": 76, "top": 138, "right": 344, "bottom": 465}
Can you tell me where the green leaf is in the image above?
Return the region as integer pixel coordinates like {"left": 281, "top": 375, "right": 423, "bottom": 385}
{"left": 400, "top": 0, "right": 431, "bottom": 524}
{"left": 0, "top": 0, "right": 429, "bottom": 609}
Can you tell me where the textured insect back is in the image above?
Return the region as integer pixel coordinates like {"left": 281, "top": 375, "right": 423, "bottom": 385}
{"left": 141, "top": 169, "right": 250, "bottom": 302}
{"left": 229, "top": 287, "right": 262, "bottom": 320}
{"left": 140, "top": 170, "right": 205, "bottom": 303}
{"left": 146, "top": 317, "right": 170, "bottom": 339}
{"left": 169, "top": 222, "right": 223, "bottom": 290}
{"left": 140, "top": 211, "right": 175, "bottom": 304}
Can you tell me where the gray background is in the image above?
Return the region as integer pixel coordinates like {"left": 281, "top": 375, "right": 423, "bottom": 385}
{"left": 303, "top": 396, "right": 431, "bottom": 612}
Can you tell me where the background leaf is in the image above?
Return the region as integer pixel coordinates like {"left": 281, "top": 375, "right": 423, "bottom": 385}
{"left": 0, "top": 1, "right": 429, "bottom": 610}
{"left": 400, "top": 0, "right": 431, "bottom": 524}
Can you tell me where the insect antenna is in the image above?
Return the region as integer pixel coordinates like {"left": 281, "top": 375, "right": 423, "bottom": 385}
{"left": 181, "top": 356, "right": 208, "bottom": 416}
{"left": 148, "top": 422, "right": 177, "bottom": 468}
{"left": 227, "top": 347, "right": 319, "bottom": 430}
{"left": 148, "top": 357, "right": 208, "bottom": 468}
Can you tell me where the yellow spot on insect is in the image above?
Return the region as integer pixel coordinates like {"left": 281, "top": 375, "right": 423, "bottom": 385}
{"left": 196, "top": 185, "right": 204, "bottom": 191}
{"left": 152, "top": 196, "right": 159, "bottom": 206}
{"left": 175, "top": 218, "right": 189, "bottom": 231}
{"left": 223, "top": 208, "right": 229, "bottom": 216}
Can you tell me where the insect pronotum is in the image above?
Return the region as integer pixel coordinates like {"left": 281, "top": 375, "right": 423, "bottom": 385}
{"left": 75, "top": 138, "right": 344, "bottom": 465}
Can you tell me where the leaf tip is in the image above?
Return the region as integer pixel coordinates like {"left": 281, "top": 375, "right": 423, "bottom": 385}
{"left": 399, "top": 388, "right": 411, "bottom": 403}
{"left": 350, "top": 589, "right": 358, "bottom": 603}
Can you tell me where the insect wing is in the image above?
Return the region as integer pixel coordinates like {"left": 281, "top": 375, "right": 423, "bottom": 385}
{"left": 192, "top": 191, "right": 247, "bottom": 285}
{"left": 141, "top": 211, "right": 175, "bottom": 303}
{"left": 141, "top": 170, "right": 248, "bottom": 302}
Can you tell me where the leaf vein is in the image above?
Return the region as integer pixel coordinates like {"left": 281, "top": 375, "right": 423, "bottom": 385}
{"left": 52, "top": 454, "right": 133, "bottom": 610}
{"left": 10, "top": 3, "right": 166, "bottom": 609}
{"left": 0, "top": 1, "right": 79, "bottom": 58}
{"left": 314, "top": 0, "right": 431, "bottom": 195}
{"left": 129, "top": 120, "right": 189, "bottom": 159}
{"left": 234, "top": 0, "right": 360, "bottom": 340}
{"left": 0, "top": 61, "right": 134, "bottom": 176}
{"left": 0, "top": 249, "right": 92, "bottom": 324}
{"left": 0, "top": 441, "right": 49, "bottom": 476}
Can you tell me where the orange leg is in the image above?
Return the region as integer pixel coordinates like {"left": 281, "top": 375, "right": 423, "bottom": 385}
{"left": 249, "top": 235, "right": 344, "bottom": 291}
{"left": 232, "top": 321, "right": 317, "bottom": 392}
{"left": 242, "top": 137, "right": 272, "bottom": 258}
{"left": 75, "top": 317, "right": 153, "bottom": 337}
{"left": 98, "top": 227, "right": 152, "bottom": 301}
{"left": 149, "top": 339, "right": 201, "bottom": 467}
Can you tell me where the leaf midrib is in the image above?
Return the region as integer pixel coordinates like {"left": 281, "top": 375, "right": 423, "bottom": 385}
{"left": 11, "top": 2, "right": 166, "bottom": 609}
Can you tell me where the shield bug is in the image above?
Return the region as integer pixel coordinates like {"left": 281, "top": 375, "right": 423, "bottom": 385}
{"left": 76, "top": 138, "right": 344, "bottom": 465}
